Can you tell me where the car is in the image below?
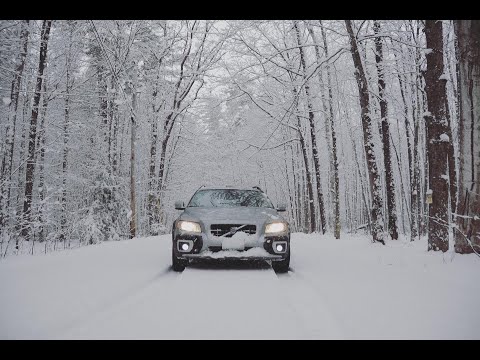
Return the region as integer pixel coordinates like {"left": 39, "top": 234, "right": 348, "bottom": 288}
{"left": 171, "top": 186, "right": 290, "bottom": 273}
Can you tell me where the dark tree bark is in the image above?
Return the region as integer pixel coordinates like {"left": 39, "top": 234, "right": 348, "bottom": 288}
{"left": 36, "top": 78, "right": 48, "bottom": 244}
{"left": 319, "top": 20, "right": 341, "bottom": 238}
{"left": 395, "top": 53, "right": 418, "bottom": 240}
{"left": 147, "top": 78, "right": 160, "bottom": 233}
{"left": 306, "top": 22, "right": 334, "bottom": 230}
{"left": 20, "top": 20, "right": 52, "bottom": 242}
{"left": 454, "top": 20, "right": 480, "bottom": 254}
{"left": 374, "top": 21, "right": 399, "bottom": 240}
{"left": 0, "top": 20, "right": 29, "bottom": 235}
{"left": 129, "top": 87, "right": 138, "bottom": 239}
{"left": 294, "top": 21, "right": 326, "bottom": 234}
{"left": 59, "top": 26, "right": 73, "bottom": 244}
{"left": 424, "top": 20, "right": 452, "bottom": 252}
{"left": 345, "top": 20, "right": 385, "bottom": 244}
{"left": 290, "top": 85, "right": 316, "bottom": 233}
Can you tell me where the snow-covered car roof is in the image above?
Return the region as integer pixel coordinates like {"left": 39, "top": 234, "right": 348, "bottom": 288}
{"left": 196, "top": 186, "right": 262, "bottom": 191}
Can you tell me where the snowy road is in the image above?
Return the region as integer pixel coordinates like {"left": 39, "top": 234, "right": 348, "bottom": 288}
{"left": 1, "top": 233, "right": 479, "bottom": 339}
{"left": 59, "top": 265, "right": 342, "bottom": 340}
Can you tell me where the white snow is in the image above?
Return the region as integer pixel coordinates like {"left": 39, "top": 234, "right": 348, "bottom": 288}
{"left": 221, "top": 231, "right": 248, "bottom": 250}
{"left": 199, "top": 247, "right": 273, "bottom": 259}
{"left": 439, "top": 133, "right": 450, "bottom": 142}
{"left": 0, "top": 233, "right": 479, "bottom": 339}
{"left": 439, "top": 73, "right": 448, "bottom": 80}
{"left": 2, "top": 97, "right": 11, "bottom": 106}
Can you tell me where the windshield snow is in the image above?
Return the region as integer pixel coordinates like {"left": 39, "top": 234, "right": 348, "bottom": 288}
{"left": 188, "top": 189, "right": 274, "bottom": 208}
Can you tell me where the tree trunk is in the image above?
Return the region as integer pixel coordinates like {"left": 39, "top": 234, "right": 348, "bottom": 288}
{"left": 59, "top": 35, "right": 73, "bottom": 243}
{"left": 20, "top": 20, "right": 52, "bottom": 242}
{"left": 424, "top": 20, "right": 452, "bottom": 252}
{"left": 0, "top": 20, "right": 29, "bottom": 236}
{"left": 374, "top": 20, "right": 399, "bottom": 240}
{"left": 294, "top": 21, "right": 326, "bottom": 234}
{"left": 395, "top": 53, "right": 417, "bottom": 240}
{"left": 129, "top": 88, "right": 138, "bottom": 239}
{"left": 36, "top": 78, "right": 48, "bottom": 244}
{"left": 319, "top": 20, "right": 341, "bottom": 238}
{"left": 345, "top": 20, "right": 385, "bottom": 244}
{"left": 454, "top": 20, "right": 480, "bottom": 254}
{"left": 306, "top": 21, "right": 333, "bottom": 230}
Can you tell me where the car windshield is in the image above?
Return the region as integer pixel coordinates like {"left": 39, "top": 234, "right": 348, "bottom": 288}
{"left": 187, "top": 189, "right": 274, "bottom": 208}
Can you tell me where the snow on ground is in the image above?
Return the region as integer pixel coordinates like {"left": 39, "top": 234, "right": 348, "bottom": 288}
{"left": 0, "top": 232, "right": 479, "bottom": 339}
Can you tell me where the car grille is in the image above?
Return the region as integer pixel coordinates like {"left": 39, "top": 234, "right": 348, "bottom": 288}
{"left": 208, "top": 246, "right": 253, "bottom": 252}
{"left": 210, "top": 224, "right": 256, "bottom": 237}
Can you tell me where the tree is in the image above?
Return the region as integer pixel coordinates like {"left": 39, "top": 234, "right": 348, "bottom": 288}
{"left": 0, "top": 20, "right": 29, "bottom": 238}
{"left": 294, "top": 21, "right": 326, "bottom": 234}
{"left": 424, "top": 20, "right": 453, "bottom": 252}
{"left": 318, "top": 20, "right": 341, "bottom": 239}
{"left": 345, "top": 20, "right": 385, "bottom": 244}
{"left": 373, "top": 20, "right": 399, "bottom": 240}
{"left": 454, "top": 20, "right": 480, "bottom": 254}
{"left": 20, "top": 20, "right": 52, "bottom": 244}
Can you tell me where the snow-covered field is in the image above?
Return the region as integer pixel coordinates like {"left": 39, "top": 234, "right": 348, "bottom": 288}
{"left": 1, "top": 232, "right": 479, "bottom": 339}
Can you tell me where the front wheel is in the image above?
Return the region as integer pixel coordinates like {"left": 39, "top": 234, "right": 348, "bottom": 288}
{"left": 272, "top": 251, "right": 290, "bottom": 273}
{"left": 172, "top": 250, "right": 186, "bottom": 272}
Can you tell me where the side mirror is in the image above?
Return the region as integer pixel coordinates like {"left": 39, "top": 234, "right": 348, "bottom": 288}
{"left": 276, "top": 203, "right": 286, "bottom": 212}
{"left": 175, "top": 201, "right": 185, "bottom": 210}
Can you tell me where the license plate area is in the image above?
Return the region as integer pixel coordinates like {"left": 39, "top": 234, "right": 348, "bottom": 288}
{"left": 221, "top": 237, "right": 245, "bottom": 250}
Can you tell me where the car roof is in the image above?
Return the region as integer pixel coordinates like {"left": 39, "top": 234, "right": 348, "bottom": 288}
{"left": 196, "top": 186, "right": 262, "bottom": 192}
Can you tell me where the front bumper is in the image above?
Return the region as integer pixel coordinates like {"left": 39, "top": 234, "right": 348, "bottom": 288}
{"left": 173, "top": 232, "right": 289, "bottom": 261}
{"left": 182, "top": 250, "right": 284, "bottom": 261}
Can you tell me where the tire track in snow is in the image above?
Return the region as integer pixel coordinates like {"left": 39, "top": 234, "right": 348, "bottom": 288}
{"left": 54, "top": 265, "right": 180, "bottom": 339}
{"left": 175, "top": 263, "right": 307, "bottom": 339}
{"left": 274, "top": 267, "right": 345, "bottom": 339}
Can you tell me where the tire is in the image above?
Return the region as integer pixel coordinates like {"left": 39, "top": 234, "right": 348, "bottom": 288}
{"left": 272, "top": 251, "right": 290, "bottom": 273}
{"left": 172, "top": 249, "right": 186, "bottom": 272}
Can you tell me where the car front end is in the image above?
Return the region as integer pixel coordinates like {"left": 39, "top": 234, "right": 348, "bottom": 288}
{"left": 171, "top": 188, "right": 290, "bottom": 272}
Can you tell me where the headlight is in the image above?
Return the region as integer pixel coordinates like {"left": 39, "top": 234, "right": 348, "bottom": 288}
{"left": 177, "top": 220, "right": 201, "bottom": 233}
{"left": 265, "top": 222, "right": 287, "bottom": 234}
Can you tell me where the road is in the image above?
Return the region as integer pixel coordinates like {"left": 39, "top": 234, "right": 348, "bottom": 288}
{"left": 58, "top": 261, "right": 344, "bottom": 339}
{"left": 1, "top": 233, "right": 479, "bottom": 339}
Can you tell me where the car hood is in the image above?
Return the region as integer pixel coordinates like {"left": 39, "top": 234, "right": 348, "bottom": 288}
{"left": 179, "top": 207, "right": 284, "bottom": 224}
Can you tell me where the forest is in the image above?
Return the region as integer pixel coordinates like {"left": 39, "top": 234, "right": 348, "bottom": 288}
{"left": 0, "top": 19, "right": 479, "bottom": 256}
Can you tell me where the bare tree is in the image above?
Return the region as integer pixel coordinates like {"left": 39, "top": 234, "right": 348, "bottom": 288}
{"left": 345, "top": 20, "right": 385, "bottom": 244}
{"left": 319, "top": 20, "right": 341, "bottom": 239}
{"left": 424, "top": 20, "right": 453, "bottom": 252}
{"left": 20, "top": 20, "right": 52, "bottom": 244}
{"left": 454, "top": 20, "right": 480, "bottom": 254}
{"left": 373, "top": 20, "right": 399, "bottom": 240}
{"left": 294, "top": 21, "right": 326, "bottom": 234}
{"left": 0, "top": 20, "right": 29, "bottom": 236}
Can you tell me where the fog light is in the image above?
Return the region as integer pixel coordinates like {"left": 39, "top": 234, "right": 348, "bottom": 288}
{"left": 273, "top": 241, "right": 287, "bottom": 253}
{"left": 178, "top": 240, "right": 193, "bottom": 252}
